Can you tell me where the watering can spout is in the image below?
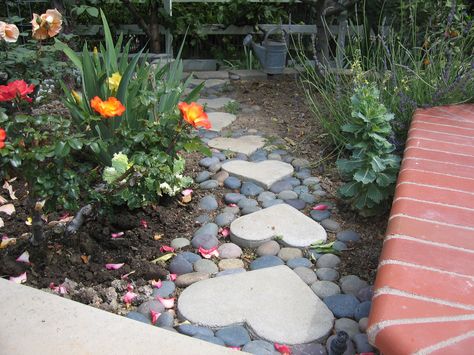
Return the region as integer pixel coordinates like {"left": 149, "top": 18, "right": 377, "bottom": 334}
{"left": 243, "top": 34, "right": 266, "bottom": 66}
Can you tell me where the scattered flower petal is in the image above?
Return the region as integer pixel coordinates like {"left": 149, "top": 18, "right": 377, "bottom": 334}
{"left": 16, "top": 251, "right": 30, "bottom": 264}
{"left": 0, "top": 235, "right": 16, "bottom": 249}
{"left": 274, "top": 343, "right": 292, "bottom": 355}
{"left": 157, "top": 296, "right": 175, "bottom": 309}
{"left": 49, "top": 282, "right": 68, "bottom": 295}
{"left": 312, "top": 204, "right": 328, "bottom": 211}
{"left": 9, "top": 272, "right": 27, "bottom": 284}
{"left": 0, "top": 203, "right": 15, "bottom": 215}
{"left": 105, "top": 263, "right": 124, "bottom": 270}
{"left": 25, "top": 216, "right": 32, "bottom": 226}
{"left": 151, "top": 279, "right": 163, "bottom": 288}
{"left": 153, "top": 233, "right": 163, "bottom": 240}
{"left": 182, "top": 189, "right": 193, "bottom": 196}
{"left": 2, "top": 181, "right": 17, "bottom": 200}
{"left": 0, "top": 217, "right": 3, "bottom": 228}
{"left": 228, "top": 346, "right": 241, "bottom": 350}
{"left": 140, "top": 219, "right": 148, "bottom": 229}
{"left": 0, "top": 195, "right": 7, "bottom": 204}
{"left": 160, "top": 245, "right": 175, "bottom": 253}
{"left": 219, "top": 227, "right": 230, "bottom": 238}
{"left": 123, "top": 291, "right": 137, "bottom": 305}
{"left": 168, "top": 273, "right": 177, "bottom": 281}
{"left": 198, "top": 246, "right": 219, "bottom": 259}
{"left": 111, "top": 232, "right": 124, "bottom": 239}
{"left": 228, "top": 203, "right": 237, "bottom": 207}
{"left": 150, "top": 310, "right": 161, "bottom": 325}
{"left": 126, "top": 283, "right": 134, "bottom": 292}
{"left": 121, "top": 270, "right": 135, "bottom": 279}
{"left": 81, "top": 255, "right": 90, "bottom": 264}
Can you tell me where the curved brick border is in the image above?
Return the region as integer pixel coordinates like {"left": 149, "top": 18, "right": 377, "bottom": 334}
{"left": 367, "top": 104, "right": 474, "bottom": 354}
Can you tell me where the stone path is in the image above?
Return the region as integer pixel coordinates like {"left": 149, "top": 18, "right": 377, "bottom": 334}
{"left": 125, "top": 72, "right": 376, "bottom": 354}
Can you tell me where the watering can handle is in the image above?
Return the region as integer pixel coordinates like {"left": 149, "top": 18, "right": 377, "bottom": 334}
{"left": 263, "top": 27, "right": 288, "bottom": 46}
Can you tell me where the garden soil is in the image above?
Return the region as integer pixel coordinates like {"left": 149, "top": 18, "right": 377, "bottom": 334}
{"left": 0, "top": 75, "right": 386, "bottom": 314}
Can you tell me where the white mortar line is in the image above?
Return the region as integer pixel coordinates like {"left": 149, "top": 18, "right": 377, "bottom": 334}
{"left": 384, "top": 234, "right": 474, "bottom": 254}
{"left": 406, "top": 136, "right": 474, "bottom": 149}
{"left": 416, "top": 113, "right": 474, "bottom": 124}
{"left": 378, "top": 259, "right": 474, "bottom": 281}
{"left": 389, "top": 214, "right": 474, "bottom": 232}
{"left": 408, "top": 127, "right": 474, "bottom": 140}
{"left": 414, "top": 330, "right": 474, "bottom": 355}
{"left": 373, "top": 287, "right": 474, "bottom": 311}
{"left": 396, "top": 182, "right": 474, "bottom": 196}
{"left": 393, "top": 196, "right": 474, "bottom": 213}
{"left": 399, "top": 168, "right": 474, "bottom": 182}
{"left": 404, "top": 146, "right": 474, "bottom": 159}
{"left": 403, "top": 157, "right": 474, "bottom": 170}
{"left": 415, "top": 120, "right": 474, "bottom": 132}
{"left": 367, "top": 313, "right": 474, "bottom": 346}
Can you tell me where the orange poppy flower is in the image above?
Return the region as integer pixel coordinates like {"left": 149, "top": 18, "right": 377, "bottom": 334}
{"left": 178, "top": 102, "right": 211, "bottom": 129}
{"left": 90, "top": 96, "right": 126, "bottom": 118}
{"left": 31, "top": 9, "right": 62, "bottom": 40}
{"left": 0, "top": 128, "right": 6, "bottom": 149}
{"left": 0, "top": 21, "right": 19, "bottom": 43}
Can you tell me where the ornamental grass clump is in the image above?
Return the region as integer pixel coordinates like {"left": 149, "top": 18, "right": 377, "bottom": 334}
{"left": 336, "top": 75, "right": 400, "bottom": 217}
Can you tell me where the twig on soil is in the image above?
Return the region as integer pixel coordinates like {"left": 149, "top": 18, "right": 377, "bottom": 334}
{"left": 65, "top": 204, "right": 94, "bottom": 236}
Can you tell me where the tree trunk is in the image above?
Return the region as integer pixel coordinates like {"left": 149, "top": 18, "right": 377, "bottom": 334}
{"left": 149, "top": 2, "right": 161, "bottom": 53}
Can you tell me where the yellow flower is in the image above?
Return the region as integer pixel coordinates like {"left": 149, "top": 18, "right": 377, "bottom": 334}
{"left": 107, "top": 72, "right": 122, "bottom": 92}
{"left": 71, "top": 90, "right": 82, "bottom": 104}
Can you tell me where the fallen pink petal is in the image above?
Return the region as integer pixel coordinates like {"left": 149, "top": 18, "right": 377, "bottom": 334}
{"left": 9, "top": 272, "right": 27, "bottom": 284}
{"left": 160, "top": 245, "right": 175, "bottom": 253}
{"left": 126, "top": 283, "right": 134, "bottom": 292}
{"left": 111, "top": 232, "right": 124, "bottom": 239}
{"left": 157, "top": 296, "right": 175, "bottom": 309}
{"left": 312, "top": 204, "right": 328, "bottom": 211}
{"left": 150, "top": 310, "right": 161, "bottom": 325}
{"left": 105, "top": 263, "right": 125, "bottom": 270}
{"left": 151, "top": 279, "right": 163, "bottom": 288}
{"left": 228, "top": 203, "right": 237, "bottom": 207}
{"left": 168, "top": 273, "right": 177, "bottom": 281}
{"left": 198, "top": 246, "right": 219, "bottom": 259}
{"left": 15, "top": 251, "right": 30, "bottom": 264}
{"left": 123, "top": 291, "right": 138, "bottom": 305}
{"left": 274, "top": 343, "right": 292, "bottom": 354}
{"left": 140, "top": 219, "right": 148, "bottom": 228}
{"left": 228, "top": 346, "right": 241, "bottom": 350}
{"left": 219, "top": 227, "right": 230, "bottom": 238}
{"left": 182, "top": 189, "right": 193, "bottom": 196}
{"left": 49, "top": 282, "right": 68, "bottom": 295}
{"left": 121, "top": 270, "right": 135, "bottom": 279}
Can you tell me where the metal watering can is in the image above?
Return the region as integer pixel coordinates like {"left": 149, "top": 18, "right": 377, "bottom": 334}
{"left": 243, "top": 28, "right": 288, "bottom": 75}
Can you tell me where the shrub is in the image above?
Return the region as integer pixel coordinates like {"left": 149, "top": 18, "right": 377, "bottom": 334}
{"left": 336, "top": 81, "right": 400, "bottom": 216}
{"left": 58, "top": 10, "right": 211, "bottom": 209}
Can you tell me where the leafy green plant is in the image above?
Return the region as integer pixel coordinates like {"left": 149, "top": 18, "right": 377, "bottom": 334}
{"left": 224, "top": 100, "right": 240, "bottom": 114}
{"left": 336, "top": 82, "right": 400, "bottom": 216}
{"left": 58, "top": 10, "right": 210, "bottom": 209}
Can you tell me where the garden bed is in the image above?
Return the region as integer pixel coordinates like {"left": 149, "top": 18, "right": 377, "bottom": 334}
{"left": 0, "top": 76, "right": 386, "bottom": 315}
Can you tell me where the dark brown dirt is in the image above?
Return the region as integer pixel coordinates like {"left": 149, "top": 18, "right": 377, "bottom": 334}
{"left": 0, "top": 75, "right": 386, "bottom": 312}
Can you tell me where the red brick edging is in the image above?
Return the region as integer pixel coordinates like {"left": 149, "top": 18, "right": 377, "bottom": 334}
{"left": 367, "top": 104, "right": 474, "bottom": 354}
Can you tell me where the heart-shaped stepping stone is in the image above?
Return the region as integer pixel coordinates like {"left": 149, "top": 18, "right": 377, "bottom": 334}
{"left": 177, "top": 265, "right": 334, "bottom": 344}
{"left": 208, "top": 112, "right": 236, "bottom": 132}
{"left": 198, "top": 97, "right": 235, "bottom": 111}
{"left": 230, "top": 204, "right": 327, "bottom": 248}
{"left": 222, "top": 160, "right": 293, "bottom": 188}
{"left": 208, "top": 135, "right": 265, "bottom": 156}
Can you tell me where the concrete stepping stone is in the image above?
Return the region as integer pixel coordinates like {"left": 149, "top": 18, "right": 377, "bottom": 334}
{"left": 198, "top": 97, "right": 235, "bottom": 111}
{"left": 208, "top": 112, "right": 236, "bottom": 132}
{"left": 195, "top": 71, "right": 230, "bottom": 80}
{"left": 208, "top": 135, "right": 265, "bottom": 156}
{"left": 222, "top": 160, "right": 294, "bottom": 189}
{"left": 177, "top": 265, "right": 334, "bottom": 344}
{"left": 230, "top": 204, "right": 327, "bottom": 248}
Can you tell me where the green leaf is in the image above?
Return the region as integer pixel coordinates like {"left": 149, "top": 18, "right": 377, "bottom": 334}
{"left": 376, "top": 172, "right": 396, "bottom": 187}
{"left": 367, "top": 184, "right": 383, "bottom": 203}
{"left": 55, "top": 141, "right": 70, "bottom": 157}
{"left": 68, "top": 138, "right": 83, "bottom": 150}
{"left": 89, "top": 142, "right": 100, "bottom": 154}
{"left": 339, "top": 181, "right": 359, "bottom": 197}
{"left": 336, "top": 158, "right": 364, "bottom": 174}
{"left": 55, "top": 39, "right": 83, "bottom": 70}
{"left": 100, "top": 9, "right": 118, "bottom": 73}
{"left": 354, "top": 167, "right": 377, "bottom": 184}
{"left": 371, "top": 156, "right": 386, "bottom": 172}
{"left": 81, "top": 43, "right": 99, "bottom": 102}
{"left": 86, "top": 7, "right": 99, "bottom": 17}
